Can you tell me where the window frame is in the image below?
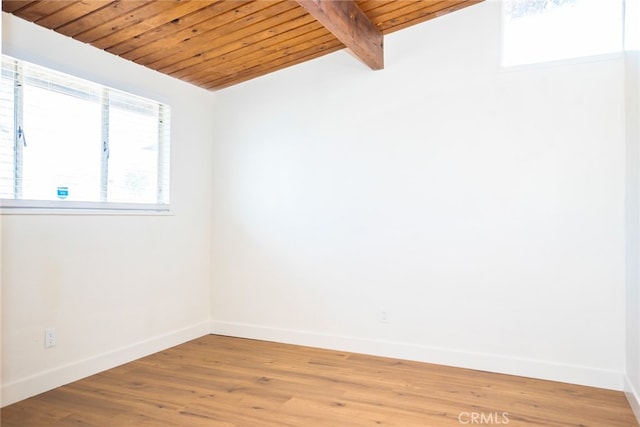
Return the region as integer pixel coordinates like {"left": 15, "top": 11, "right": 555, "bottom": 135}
{"left": 0, "top": 56, "right": 171, "bottom": 215}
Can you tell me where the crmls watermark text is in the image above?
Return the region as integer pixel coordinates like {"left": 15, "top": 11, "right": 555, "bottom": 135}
{"left": 457, "top": 412, "right": 510, "bottom": 425}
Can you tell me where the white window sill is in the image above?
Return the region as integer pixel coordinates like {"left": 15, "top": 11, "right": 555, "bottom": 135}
{"left": 500, "top": 51, "right": 625, "bottom": 73}
{"left": 0, "top": 199, "right": 172, "bottom": 216}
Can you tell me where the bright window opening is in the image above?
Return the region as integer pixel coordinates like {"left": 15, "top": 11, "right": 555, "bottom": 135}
{"left": 0, "top": 56, "right": 171, "bottom": 212}
{"left": 502, "top": 0, "right": 624, "bottom": 67}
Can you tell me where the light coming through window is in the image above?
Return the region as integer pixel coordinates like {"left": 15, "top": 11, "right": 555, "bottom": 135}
{"left": 502, "top": 0, "right": 623, "bottom": 67}
{"left": 0, "top": 56, "right": 171, "bottom": 212}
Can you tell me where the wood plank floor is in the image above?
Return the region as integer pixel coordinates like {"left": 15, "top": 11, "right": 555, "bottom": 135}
{"left": 1, "top": 334, "right": 637, "bottom": 426}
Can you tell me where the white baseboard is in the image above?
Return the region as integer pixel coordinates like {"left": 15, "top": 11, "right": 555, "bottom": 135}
{"left": 210, "top": 320, "right": 624, "bottom": 391}
{"left": 1, "top": 321, "right": 211, "bottom": 407}
{"left": 625, "top": 376, "right": 640, "bottom": 426}
{"left": 2, "top": 320, "right": 625, "bottom": 409}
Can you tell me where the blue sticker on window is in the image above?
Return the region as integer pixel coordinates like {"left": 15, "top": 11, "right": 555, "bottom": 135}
{"left": 57, "top": 187, "right": 69, "bottom": 200}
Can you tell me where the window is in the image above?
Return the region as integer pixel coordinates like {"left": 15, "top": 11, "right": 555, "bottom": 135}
{"left": 626, "top": 0, "right": 640, "bottom": 51}
{"left": 0, "top": 56, "right": 170, "bottom": 212}
{"left": 502, "top": 0, "right": 624, "bottom": 67}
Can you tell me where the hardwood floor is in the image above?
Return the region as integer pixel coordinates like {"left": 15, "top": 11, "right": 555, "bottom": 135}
{"left": 1, "top": 334, "right": 637, "bottom": 426}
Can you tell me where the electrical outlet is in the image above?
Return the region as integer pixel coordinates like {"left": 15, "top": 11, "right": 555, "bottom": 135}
{"left": 379, "top": 310, "right": 391, "bottom": 324}
{"left": 44, "top": 327, "right": 57, "bottom": 348}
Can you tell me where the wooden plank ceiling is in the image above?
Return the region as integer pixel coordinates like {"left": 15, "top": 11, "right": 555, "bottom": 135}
{"left": 2, "top": 0, "right": 482, "bottom": 91}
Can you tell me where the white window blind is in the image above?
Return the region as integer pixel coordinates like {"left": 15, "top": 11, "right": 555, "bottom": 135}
{"left": 0, "top": 56, "right": 170, "bottom": 212}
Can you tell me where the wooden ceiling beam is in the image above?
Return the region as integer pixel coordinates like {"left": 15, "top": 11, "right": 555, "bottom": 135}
{"left": 294, "top": 0, "right": 383, "bottom": 70}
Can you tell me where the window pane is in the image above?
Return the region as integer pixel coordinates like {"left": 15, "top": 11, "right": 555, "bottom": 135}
{"left": 0, "top": 66, "right": 15, "bottom": 199}
{"left": 503, "top": 0, "right": 623, "bottom": 66}
{"left": 626, "top": 0, "right": 640, "bottom": 51}
{"left": 21, "top": 84, "right": 102, "bottom": 201}
{"left": 107, "top": 93, "right": 160, "bottom": 204}
{"left": 0, "top": 55, "right": 170, "bottom": 211}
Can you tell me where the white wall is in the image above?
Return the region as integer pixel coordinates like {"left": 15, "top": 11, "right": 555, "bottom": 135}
{"left": 209, "top": 1, "right": 627, "bottom": 390}
{"left": 1, "top": 13, "right": 215, "bottom": 405}
{"left": 625, "top": 48, "right": 640, "bottom": 419}
{"left": 625, "top": 0, "right": 640, "bottom": 420}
